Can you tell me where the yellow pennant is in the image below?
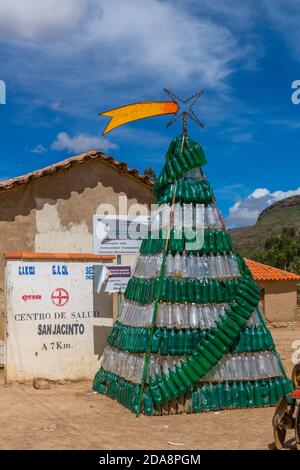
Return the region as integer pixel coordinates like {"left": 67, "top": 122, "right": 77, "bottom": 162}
{"left": 99, "top": 101, "right": 179, "bottom": 135}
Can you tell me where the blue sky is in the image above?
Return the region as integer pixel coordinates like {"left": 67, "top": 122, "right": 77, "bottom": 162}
{"left": 0, "top": 0, "right": 300, "bottom": 226}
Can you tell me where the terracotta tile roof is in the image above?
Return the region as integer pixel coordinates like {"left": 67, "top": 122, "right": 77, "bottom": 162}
{"left": 4, "top": 252, "right": 115, "bottom": 261}
{"left": 0, "top": 151, "right": 153, "bottom": 192}
{"left": 245, "top": 258, "right": 300, "bottom": 282}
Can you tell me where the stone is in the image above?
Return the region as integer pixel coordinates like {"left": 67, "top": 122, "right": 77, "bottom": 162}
{"left": 43, "top": 424, "right": 56, "bottom": 432}
{"left": 33, "top": 377, "right": 51, "bottom": 390}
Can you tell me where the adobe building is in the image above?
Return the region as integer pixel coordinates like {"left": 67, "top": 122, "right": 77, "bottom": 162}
{"left": 0, "top": 150, "right": 154, "bottom": 341}
{"left": 245, "top": 258, "right": 300, "bottom": 324}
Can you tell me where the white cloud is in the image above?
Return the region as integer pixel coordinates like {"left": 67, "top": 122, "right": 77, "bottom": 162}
{"left": 231, "top": 131, "right": 254, "bottom": 143}
{"left": 0, "top": 0, "right": 259, "bottom": 115}
{"left": 31, "top": 144, "right": 47, "bottom": 154}
{"left": 51, "top": 132, "right": 118, "bottom": 154}
{"left": 226, "top": 186, "right": 300, "bottom": 226}
{"left": 267, "top": 119, "right": 300, "bottom": 129}
{"left": 262, "top": 0, "right": 300, "bottom": 60}
{"left": 251, "top": 188, "right": 270, "bottom": 198}
{"left": 0, "top": 0, "right": 91, "bottom": 41}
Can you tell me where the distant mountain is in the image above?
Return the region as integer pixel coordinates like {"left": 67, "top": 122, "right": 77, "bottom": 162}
{"left": 229, "top": 195, "right": 300, "bottom": 259}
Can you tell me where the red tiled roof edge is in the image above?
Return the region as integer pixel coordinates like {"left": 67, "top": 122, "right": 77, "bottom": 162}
{"left": 0, "top": 151, "right": 153, "bottom": 192}
{"left": 245, "top": 258, "right": 300, "bottom": 282}
{"left": 4, "top": 252, "right": 115, "bottom": 261}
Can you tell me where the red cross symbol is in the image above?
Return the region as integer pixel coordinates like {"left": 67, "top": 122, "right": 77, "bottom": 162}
{"left": 51, "top": 288, "right": 69, "bottom": 307}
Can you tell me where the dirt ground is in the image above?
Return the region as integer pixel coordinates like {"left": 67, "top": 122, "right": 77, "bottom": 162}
{"left": 0, "top": 327, "right": 299, "bottom": 450}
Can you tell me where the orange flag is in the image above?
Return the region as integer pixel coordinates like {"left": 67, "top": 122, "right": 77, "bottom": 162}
{"left": 99, "top": 101, "right": 179, "bottom": 135}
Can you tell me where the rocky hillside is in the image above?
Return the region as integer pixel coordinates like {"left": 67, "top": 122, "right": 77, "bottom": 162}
{"left": 229, "top": 195, "right": 300, "bottom": 259}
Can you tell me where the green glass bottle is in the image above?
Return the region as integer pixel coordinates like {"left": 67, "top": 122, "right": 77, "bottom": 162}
{"left": 186, "top": 356, "right": 206, "bottom": 378}
{"left": 170, "top": 369, "right": 186, "bottom": 395}
{"left": 231, "top": 381, "right": 240, "bottom": 408}
{"left": 215, "top": 281, "right": 222, "bottom": 303}
{"left": 165, "top": 159, "right": 177, "bottom": 180}
{"left": 244, "top": 328, "right": 252, "bottom": 352}
{"left": 202, "top": 279, "right": 210, "bottom": 303}
{"left": 176, "top": 150, "right": 189, "bottom": 172}
{"left": 274, "top": 378, "right": 284, "bottom": 400}
{"left": 257, "top": 326, "right": 264, "bottom": 351}
{"left": 269, "top": 379, "right": 277, "bottom": 405}
{"left": 226, "top": 309, "right": 247, "bottom": 329}
{"left": 151, "top": 328, "right": 162, "bottom": 354}
{"left": 262, "top": 381, "right": 270, "bottom": 405}
{"left": 221, "top": 316, "right": 240, "bottom": 336}
{"left": 208, "top": 383, "right": 219, "bottom": 410}
{"left": 251, "top": 327, "right": 258, "bottom": 351}
{"left": 175, "top": 364, "right": 193, "bottom": 389}
{"left": 139, "top": 278, "right": 146, "bottom": 304}
{"left": 217, "top": 383, "right": 226, "bottom": 409}
{"left": 197, "top": 182, "right": 205, "bottom": 203}
{"left": 235, "top": 295, "right": 253, "bottom": 314}
{"left": 245, "top": 381, "right": 254, "bottom": 407}
{"left": 236, "top": 332, "right": 244, "bottom": 353}
{"left": 192, "top": 329, "right": 200, "bottom": 350}
{"left": 157, "top": 376, "right": 172, "bottom": 402}
{"left": 187, "top": 278, "right": 194, "bottom": 303}
{"left": 212, "top": 327, "right": 234, "bottom": 349}
{"left": 181, "top": 360, "right": 199, "bottom": 384}
{"left": 174, "top": 279, "right": 181, "bottom": 303}
{"left": 208, "top": 230, "right": 215, "bottom": 254}
{"left": 131, "top": 385, "right": 140, "bottom": 413}
{"left": 232, "top": 303, "right": 252, "bottom": 321}
{"left": 224, "top": 382, "right": 232, "bottom": 408}
{"left": 192, "top": 350, "right": 211, "bottom": 373}
{"left": 254, "top": 380, "right": 262, "bottom": 406}
{"left": 238, "top": 382, "right": 247, "bottom": 408}
{"left": 208, "top": 279, "right": 216, "bottom": 303}
{"left": 171, "top": 156, "right": 183, "bottom": 178}
{"left": 194, "top": 279, "right": 202, "bottom": 303}
{"left": 207, "top": 331, "right": 229, "bottom": 354}
{"left": 161, "top": 373, "right": 179, "bottom": 398}
{"left": 202, "top": 338, "right": 223, "bottom": 360}
{"left": 185, "top": 329, "right": 193, "bottom": 355}
{"left": 218, "top": 318, "right": 237, "bottom": 340}
{"left": 281, "top": 378, "right": 293, "bottom": 395}
{"left": 201, "top": 385, "right": 210, "bottom": 411}
{"left": 167, "top": 277, "right": 175, "bottom": 303}
{"left": 161, "top": 277, "right": 168, "bottom": 301}
{"left": 263, "top": 326, "right": 275, "bottom": 350}
{"left": 179, "top": 279, "right": 187, "bottom": 303}
{"left": 192, "top": 390, "right": 201, "bottom": 413}
{"left": 169, "top": 329, "right": 177, "bottom": 356}
{"left": 195, "top": 344, "right": 218, "bottom": 367}
{"left": 160, "top": 329, "right": 169, "bottom": 356}
{"left": 176, "top": 180, "right": 184, "bottom": 202}
{"left": 177, "top": 329, "right": 185, "bottom": 356}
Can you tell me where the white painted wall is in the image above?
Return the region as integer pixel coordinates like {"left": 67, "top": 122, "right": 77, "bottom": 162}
{"left": 6, "top": 260, "right": 114, "bottom": 382}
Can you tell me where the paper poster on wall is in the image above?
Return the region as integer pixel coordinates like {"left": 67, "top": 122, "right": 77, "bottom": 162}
{"left": 93, "top": 215, "right": 148, "bottom": 254}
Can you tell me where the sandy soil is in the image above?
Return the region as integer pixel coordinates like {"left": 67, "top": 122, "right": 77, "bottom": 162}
{"left": 0, "top": 327, "right": 299, "bottom": 450}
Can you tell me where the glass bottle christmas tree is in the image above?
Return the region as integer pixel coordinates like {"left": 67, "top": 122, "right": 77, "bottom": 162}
{"left": 93, "top": 115, "right": 292, "bottom": 416}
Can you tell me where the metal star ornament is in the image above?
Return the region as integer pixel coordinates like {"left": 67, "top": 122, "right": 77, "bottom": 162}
{"left": 163, "top": 88, "right": 204, "bottom": 130}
